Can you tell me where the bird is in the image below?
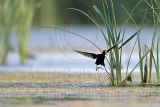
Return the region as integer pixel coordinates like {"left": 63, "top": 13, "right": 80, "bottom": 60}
{"left": 74, "top": 42, "right": 120, "bottom": 71}
{"left": 75, "top": 50, "right": 106, "bottom": 71}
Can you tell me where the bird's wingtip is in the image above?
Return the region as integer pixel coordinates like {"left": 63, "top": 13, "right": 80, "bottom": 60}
{"left": 73, "top": 49, "right": 80, "bottom": 53}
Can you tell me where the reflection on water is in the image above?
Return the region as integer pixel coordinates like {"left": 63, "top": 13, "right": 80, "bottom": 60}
{"left": 0, "top": 79, "right": 160, "bottom": 107}
{"left": 0, "top": 98, "right": 160, "bottom": 107}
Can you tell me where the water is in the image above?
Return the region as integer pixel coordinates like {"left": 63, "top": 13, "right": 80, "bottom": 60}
{"left": 0, "top": 85, "right": 160, "bottom": 107}
{"left": 0, "top": 99, "right": 160, "bottom": 107}
{"left": 1, "top": 26, "right": 159, "bottom": 72}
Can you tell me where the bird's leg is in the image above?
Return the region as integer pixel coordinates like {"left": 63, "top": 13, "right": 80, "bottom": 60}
{"left": 97, "top": 64, "right": 105, "bottom": 71}
{"left": 99, "top": 67, "right": 105, "bottom": 71}
{"left": 96, "top": 65, "right": 103, "bottom": 71}
{"left": 96, "top": 68, "right": 103, "bottom": 86}
{"left": 96, "top": 65, "right": 100, "bottom": 71}
{"left": 98, "top": 66, "right": 113, "bottom": 85}
{"left": 96, "top": 65, "right": 98, "bottom": 71}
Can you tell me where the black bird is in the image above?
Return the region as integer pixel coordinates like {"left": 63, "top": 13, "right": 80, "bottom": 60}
{"left": 74, "top": 42, "right": 120, "bottom": 71}
{"left": 75, "top": 50, "right": 106, "bottom": 70}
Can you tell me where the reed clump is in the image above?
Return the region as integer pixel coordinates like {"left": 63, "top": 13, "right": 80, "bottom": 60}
{"left": 0, "top": 0, "right": 38, "bottom": 64}
{"left": 65, "top": 0, "right": 160, "bottom": 86}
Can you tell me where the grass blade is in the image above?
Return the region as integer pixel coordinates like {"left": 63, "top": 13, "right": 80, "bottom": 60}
{"left": 128, "top": 49, "right": 151, "bottom": 77}
{"left": 119, "top": 28, "right": 142, "bottom": 49}
{"left": 93, "top": 5, "right": 106, "bottom": 24}
{"left": 157, "top": 37, "right": 160, "bottom": 82}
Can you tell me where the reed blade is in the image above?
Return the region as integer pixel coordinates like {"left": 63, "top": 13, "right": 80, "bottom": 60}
{"left": 119, "top": 28, "right": 142, "bottom": 49}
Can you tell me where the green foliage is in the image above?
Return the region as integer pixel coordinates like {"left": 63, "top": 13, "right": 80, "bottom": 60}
{"left": 0, "top": 0, "right": 37, "bottom": 64}
{"left": 42, "top": 0, "right": 160, "bottom": 86}
{"left": 68, "top": 0, "right": 144, "bottom": 86}
{"left": 32, "top": 0, "right": 160, "bottom": 25}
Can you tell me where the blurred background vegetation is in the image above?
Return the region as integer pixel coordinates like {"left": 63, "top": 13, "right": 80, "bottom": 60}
{"left": 0, "top": 0, "right": 36, "bottom": 64}
{"left": 0, "top": 0, "right": 159, "bottom": 64}
{"left": 33, "top": 0, "right": 159, "bottom": 25}
{"left": 1, "top": 0, "right": 159, "bottom": 27}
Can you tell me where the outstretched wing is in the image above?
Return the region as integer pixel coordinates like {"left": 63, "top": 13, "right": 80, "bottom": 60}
{"left": 74, "top": 50, "right": 97, "bottom": 59}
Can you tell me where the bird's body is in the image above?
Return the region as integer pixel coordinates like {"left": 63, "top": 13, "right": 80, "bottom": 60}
{"left": 95, "top": 50, "right": 105, "bottom": 66}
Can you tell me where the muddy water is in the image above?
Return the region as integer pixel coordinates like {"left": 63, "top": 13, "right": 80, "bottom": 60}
{"left": 0, "top": 82, "right": 160, "bottom": 107}
{"left": 36, "top": 100, "right": 160, "bottom": 107}
{"left": 0, "top": 72, "right": 159, "bottom": 107}
{"left": 0, "top": 97, "right": 160, "bottom": 107}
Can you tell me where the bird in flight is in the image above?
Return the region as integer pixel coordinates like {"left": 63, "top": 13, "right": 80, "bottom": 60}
{"left": 74, "top": 42, "right": 120, "bottom": 71}
{"left": 75, "top": 50, "right": 106, "bottom": 71}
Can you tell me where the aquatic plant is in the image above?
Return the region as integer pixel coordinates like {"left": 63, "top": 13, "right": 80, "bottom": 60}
{"left": 0, "top": 0, "right": 38, "bottom": 64}
{"left": 66, "top": 0, "right": 147, "bottom": 86}
{"left": 125, "top": 0, "right": 160, "bottom": 84}
{"left": 43, "top": 0, "right": 160, "bottom": 86}
{"left": 146, "top": 0, "right": 160, "bottom": 84}
{"left": 0, "top": 0, "right": 13, "bottom": 64}
{"left": 137, "top": 0, "right": 160, "bottom": 84}
{"left": 13, "top": 0, "right": 35, "bottom": 64}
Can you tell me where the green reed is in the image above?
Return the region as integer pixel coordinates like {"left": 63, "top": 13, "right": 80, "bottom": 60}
{"left": 42, "top": 0, "right": 160, "bottom": 86}
{"left": 0, "top": 0, "right": 37, "bottom": 64}
{"left": 13, "top": 0, "right": 35, "bottom": 64}
{"left": 67, "top": 0, "right": 143, "bottom": 86}
{"left": 142, "top": 0, "right": 160, "bottom": 84}
{"left": 0, "top": 0, "right": 12, "bottom": 64}
{"left": 127, "top": 0, "right": 160, "bottom": 84}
